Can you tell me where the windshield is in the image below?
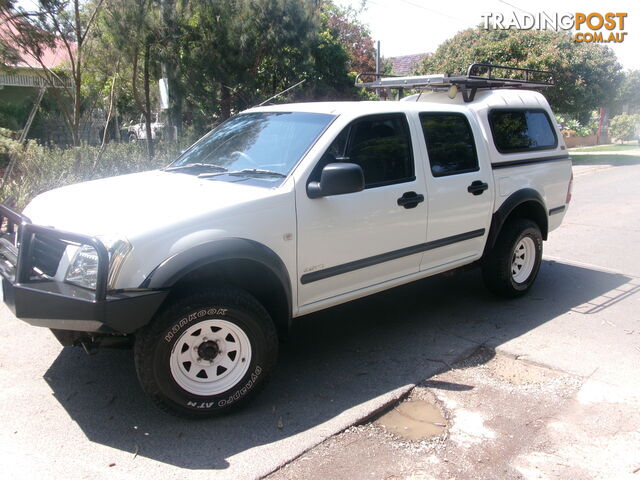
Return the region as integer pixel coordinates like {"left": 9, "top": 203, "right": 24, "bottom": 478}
{"left": 167, "top": 112, "right": 335, "bottom": 182}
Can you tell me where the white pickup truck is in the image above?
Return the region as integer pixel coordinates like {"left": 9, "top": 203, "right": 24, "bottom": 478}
{"left": 0, "top": 65, "right": 572, "bottom": 417}
{"left": 124, "top": 113, "right": 165, "bottom": 142}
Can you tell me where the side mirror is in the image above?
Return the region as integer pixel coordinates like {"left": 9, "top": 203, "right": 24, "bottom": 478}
{"left": 307, "top": 163, "right": 364, "bottom": 199}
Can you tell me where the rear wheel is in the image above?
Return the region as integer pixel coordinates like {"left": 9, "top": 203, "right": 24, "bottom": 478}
{"left": 134, "top": 288, "right": 278, "bottom": 418}
{"left": 482, "top": 219, "right": 543, "bottom": 298}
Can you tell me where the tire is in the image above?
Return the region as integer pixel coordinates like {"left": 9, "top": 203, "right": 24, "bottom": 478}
{"left": 482, "top": 218, "right": 543, "bottom": 298}
{"left": 128, "top": 133, "right": 138, "bottom": 143}
{"left": 134, "top": 288, "right": 278, "bottom": 418}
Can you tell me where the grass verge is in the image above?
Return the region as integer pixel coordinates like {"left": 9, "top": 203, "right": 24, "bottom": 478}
{"left": 570, "top": 143, "right": 639, "bottom": 153}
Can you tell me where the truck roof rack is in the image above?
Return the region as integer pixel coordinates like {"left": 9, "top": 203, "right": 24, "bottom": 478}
{"left": 355, "top": 63, "right": 555, "bottom": 102}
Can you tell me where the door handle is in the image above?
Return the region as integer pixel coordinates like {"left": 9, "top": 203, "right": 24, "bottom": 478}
{"left": 397, "top": 191, "right": 424, "bottom": 209}
{"left": 467, "top": 180, "right": 489, "bottom": 196}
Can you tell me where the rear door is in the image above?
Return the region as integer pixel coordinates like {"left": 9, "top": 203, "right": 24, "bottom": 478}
{"left": 416, "top": 111, "right": 494, "bottom": 270}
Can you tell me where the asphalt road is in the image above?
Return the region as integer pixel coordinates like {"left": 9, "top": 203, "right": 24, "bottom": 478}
{"left": 1, "top": 156, "right": 638, "bottom": 480}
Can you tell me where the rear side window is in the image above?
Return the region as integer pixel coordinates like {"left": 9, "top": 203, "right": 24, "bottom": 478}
{"left": 489, "top": 109, "right": 557, "bottom": 153}
{"left": 420, "top": 113, "right": 479, "bottom": 177}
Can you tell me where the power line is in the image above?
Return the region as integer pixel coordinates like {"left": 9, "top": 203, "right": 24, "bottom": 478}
{"left": 498, "top": 0, "right": 533, "bottom": 16}
{"left": 384, "top": 0, "right": 462, "bottom": 22}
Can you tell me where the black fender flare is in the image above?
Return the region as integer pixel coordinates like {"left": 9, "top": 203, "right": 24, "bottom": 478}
{"left": 484, "top": 188, "right": 548, "bottom": 256}
{"left": 141, "top": 238, "right": 292, "bottom": 320}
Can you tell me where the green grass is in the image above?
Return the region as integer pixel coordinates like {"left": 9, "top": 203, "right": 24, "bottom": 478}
{"left": 569, "top": 153, "right": 640, "bottom": 166}
{"left": 570, "top": 143, "right": 639, "bottom": 152}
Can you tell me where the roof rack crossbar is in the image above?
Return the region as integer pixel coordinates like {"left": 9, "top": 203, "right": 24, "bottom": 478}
{"left": 354, "top": 63, "right": 555, "bottom": 102}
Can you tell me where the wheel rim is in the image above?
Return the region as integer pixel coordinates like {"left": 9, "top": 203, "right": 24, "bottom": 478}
{"left": 511, "top": 236, "right": 536, "bottom": 284}
{"left": 169, "top": 319, "right": 252, "bottom": 396}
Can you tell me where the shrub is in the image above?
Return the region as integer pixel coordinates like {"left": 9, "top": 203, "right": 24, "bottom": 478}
{"left": 555, "top": 113, "right": 598, "bottom": 137}
{"left": 0, "top": 140, "right": 182, "bottom": 209}
{"left": 609, "top": 113, "right": 640, "bottom": 143}
{"left": 0, "top": 128, "right": 21, "bottom": 169}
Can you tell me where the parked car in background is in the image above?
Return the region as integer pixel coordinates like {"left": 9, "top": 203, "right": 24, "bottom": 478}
{"left": 123, "top": 113, "right": 165, "bottom": 142}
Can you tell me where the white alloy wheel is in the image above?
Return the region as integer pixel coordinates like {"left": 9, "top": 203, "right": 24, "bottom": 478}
{"left": 169, "top": 319, "right": 252, "bottom": 396}
{"left": 511, "top": 236, "right": 536, "bottom": 283}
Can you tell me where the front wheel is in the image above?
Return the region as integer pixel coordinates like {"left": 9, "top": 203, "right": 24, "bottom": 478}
{"left": 134, "top": 288, "right": 278, "bottom": 418}
{"left": 482, "top": 219, "right": 543, "bottom": 298}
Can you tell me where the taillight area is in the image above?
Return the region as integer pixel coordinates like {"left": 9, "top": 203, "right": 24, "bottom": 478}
{"left": 566, "top": 172, "right": 573, "bottom": 204}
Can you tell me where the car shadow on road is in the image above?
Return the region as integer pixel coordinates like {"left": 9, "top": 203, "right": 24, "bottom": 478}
{"left": 43, "top": 259, "right": 633, "bottom": 470}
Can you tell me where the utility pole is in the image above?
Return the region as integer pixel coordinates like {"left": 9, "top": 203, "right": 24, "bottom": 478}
{"left": 375, "top": 40, "right": 380, "bottom": 75}
{"left": 160, "top": 0, "right": 179, "bottom": 141}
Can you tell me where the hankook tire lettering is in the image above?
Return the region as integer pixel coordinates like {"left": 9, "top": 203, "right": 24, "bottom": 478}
{"left": 164, "top": 307, "right": 229, "bottom": 342}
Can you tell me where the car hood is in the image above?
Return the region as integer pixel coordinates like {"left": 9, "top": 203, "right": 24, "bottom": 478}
{"left": 23, "top": 170, "right": 278, "bottom": 239}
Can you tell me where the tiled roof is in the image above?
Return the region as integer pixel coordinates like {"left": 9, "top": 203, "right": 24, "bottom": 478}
{"left": 1, "top": 22, "right": 74, "bottom": 70}
{"left": 387, "top": 53, "right": 430, "bottom": 76}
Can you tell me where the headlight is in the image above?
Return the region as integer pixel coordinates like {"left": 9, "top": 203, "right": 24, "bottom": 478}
{"left": 65, "top": 244, "right": 100, "bottom": 289}
{"left": 65, "top": 237, "right": 132, "bottom": 290}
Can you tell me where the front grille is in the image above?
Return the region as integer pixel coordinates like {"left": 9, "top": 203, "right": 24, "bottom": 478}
{"left": 31, "top": 234, "right": 67, "bottom": 277}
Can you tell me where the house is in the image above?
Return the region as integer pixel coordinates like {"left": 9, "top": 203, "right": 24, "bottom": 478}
{"left": 0, "top": 22, "right": 100, "bottom": 144}
{"left": 386, "top": 53, "right": 430, "bottom": 76}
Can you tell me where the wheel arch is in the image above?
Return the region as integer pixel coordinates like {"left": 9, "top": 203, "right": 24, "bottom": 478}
{"left": 484, "top": 188, "right": 548, "bottom": 257}
{"left": 141, "top": 238, "right": 292, "bottom": 337}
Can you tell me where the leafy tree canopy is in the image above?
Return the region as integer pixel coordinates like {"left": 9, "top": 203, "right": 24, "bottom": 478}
{"left": 418, "top": 28, "right": 623, "bottom": 124}
{"left": 614, "top": 70, "right": 640, "bottom": 115}
{"left": 322, "top": 1, "right": 375, "bottom": 74}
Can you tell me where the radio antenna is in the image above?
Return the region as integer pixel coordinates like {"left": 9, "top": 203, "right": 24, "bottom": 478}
{"left": 257, "top": 79, "right": 307, "bottom": 107}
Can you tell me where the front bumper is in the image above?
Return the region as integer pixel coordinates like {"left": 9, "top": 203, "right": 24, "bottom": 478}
{"left": 0, "top": 204, "right": 167, "bottom": 334}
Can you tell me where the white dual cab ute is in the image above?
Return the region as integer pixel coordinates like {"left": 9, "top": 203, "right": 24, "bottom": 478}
{"left": 0, "top": 64, "right": 572, "bottom": 417}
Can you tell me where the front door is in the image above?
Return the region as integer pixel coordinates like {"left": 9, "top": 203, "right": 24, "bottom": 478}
{"left": 296, "top": 113, "right": 428, "bottom": 307}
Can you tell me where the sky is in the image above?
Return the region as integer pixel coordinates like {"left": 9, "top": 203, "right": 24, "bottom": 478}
{"left": 15, "top": 0, "right": 639, "bottom": 70}
{"left": 336, "top": 0, "right": 640, "bottom": 71}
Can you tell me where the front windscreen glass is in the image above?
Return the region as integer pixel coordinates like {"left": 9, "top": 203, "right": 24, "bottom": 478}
{"left": 166, "top": 112, "right": 335, "bottom": 185}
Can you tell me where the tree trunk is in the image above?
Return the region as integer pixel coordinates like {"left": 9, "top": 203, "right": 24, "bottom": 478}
{"left": 72, "top": 0, "right": 83, "bottom": 167}
{"left": 220, "top": 83, "right": 231, "bottom": 120}
{"left": 143, "top": 43, "right": 155, "bottom": 159}
{"left": 94, "top": 70, "right": 118, "bottom": 167}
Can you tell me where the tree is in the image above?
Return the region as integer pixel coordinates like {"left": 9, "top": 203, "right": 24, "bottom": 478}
{"left": 90, "top": 0, "right": 161, "bottom": 158}
{"left": 66, "top": 0, "right": 367, "bottom": 146}
{"left": 1, "top": 0, "right": 105, "bottom": 158}
{"left": 322, "top": 1, "right": 375, "bottom": 74}
{"left": 609, "top": 113, "right": 639, "bottom": 143}
{"left": 418, "top": 28, "right": 623, "bottom": 125}
{"left": 613, "top": 70, "right": 640, "bottom": 115}
{"left": 179, "top": 0, "right": 321, "bottom": 122}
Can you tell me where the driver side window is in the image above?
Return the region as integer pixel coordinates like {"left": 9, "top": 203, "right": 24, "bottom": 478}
{"left": 316, "top": 113, "right": 415, "bottom": 188}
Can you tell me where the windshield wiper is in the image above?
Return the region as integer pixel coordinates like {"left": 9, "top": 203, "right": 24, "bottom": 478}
{"left": 226, "top": 169, "right": 287, "bottom": 178}
{"left": 164, "top": 163, "right": 228, "bottom": 173}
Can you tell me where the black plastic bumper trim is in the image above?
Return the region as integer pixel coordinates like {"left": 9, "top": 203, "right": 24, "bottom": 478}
{"left": 548, "top": 205, "right": 566, "bottom": 215}
{"left": 491, "top": 154, "right": 570, "bottom": 169}
{"left": 1, "top": 275, "right": 168, "bottom": 334}
{"left": 300, "top": 229, "right": 485, "bottom": 284}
